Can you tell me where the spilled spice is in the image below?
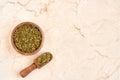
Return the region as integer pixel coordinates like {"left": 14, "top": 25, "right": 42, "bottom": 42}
{"left": 13, "top": 24, "right": 42, "bottom": 53}
{"left": 37, "top": 52, "right": 52, "bottom": 66}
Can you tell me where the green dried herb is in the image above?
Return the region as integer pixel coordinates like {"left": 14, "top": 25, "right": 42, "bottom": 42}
{"left": 37, "top": 52, "right": 52, "bottom": 66}
{"left": 13, "top": 24, "right": 42, "bottom": 53}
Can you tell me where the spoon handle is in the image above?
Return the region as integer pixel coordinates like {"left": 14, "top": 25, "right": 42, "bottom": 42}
{"left": 20, "top": 63, "right": 37, "bottom": 78}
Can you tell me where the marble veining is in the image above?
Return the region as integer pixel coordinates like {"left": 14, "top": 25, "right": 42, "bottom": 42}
{"left": 0, "top": 0, "right": 120, "bottom": 80}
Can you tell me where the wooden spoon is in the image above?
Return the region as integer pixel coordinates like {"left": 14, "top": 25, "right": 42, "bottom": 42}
{"left": 20, "top": 52, "right": 53, "bottom": 78}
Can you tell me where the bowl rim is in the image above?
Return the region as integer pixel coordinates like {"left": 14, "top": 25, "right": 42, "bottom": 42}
{"left": 11, "top": 22, "right": 44, "bottom": 55}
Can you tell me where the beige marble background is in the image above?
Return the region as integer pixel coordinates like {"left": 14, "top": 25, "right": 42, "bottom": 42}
{"left": 0, "top": 0, "right": 120, "bottom": 80}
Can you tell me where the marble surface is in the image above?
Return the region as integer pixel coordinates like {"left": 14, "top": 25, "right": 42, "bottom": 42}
{"left": 0, "top": 0, "right": 120, "bottom": 80}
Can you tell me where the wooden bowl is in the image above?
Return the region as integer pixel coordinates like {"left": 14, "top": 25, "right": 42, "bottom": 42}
{"left": 11, "top": 22, "right": 44, "bottom": 55}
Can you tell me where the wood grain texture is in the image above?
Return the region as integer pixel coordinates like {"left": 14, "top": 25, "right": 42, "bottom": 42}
{"left": 20, "top": 63, "right": 37, "bottom": 78}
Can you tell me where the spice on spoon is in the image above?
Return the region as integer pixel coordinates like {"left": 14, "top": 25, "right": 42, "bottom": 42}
{"left": 37, "top": 52, "right": 52, "bottom": 66}
{"left": 20, "top": 52, "right": 53, "bottom": 78}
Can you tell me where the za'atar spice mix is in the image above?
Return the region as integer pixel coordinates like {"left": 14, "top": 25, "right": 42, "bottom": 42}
{"left": 12, "top": 22, "right": 43, "bottom": 55}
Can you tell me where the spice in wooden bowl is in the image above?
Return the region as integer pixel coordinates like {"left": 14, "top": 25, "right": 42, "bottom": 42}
{"left": 11, "top": 22, "right": 44, "bottom": 55}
